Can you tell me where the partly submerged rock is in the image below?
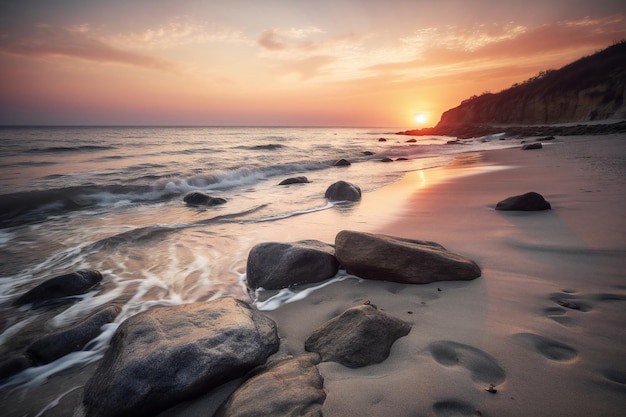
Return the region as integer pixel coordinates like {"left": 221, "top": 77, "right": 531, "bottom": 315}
{"left": 305, "top": 304, "right": 411, "bottom": 368}
{"left": 381, "top": 157, "right": 394, "bottom": 162}
{"left": 324, "top": 181, "right": 361, "bottom": 202}
{"left": 82, "top": 297, "right": 279, "bottom": 417}
{"left": 335, "top": 230, "right": 481, "bottom": 284}
{"left": 216, "top": 353, "right": 325, "bottom": 417}
{"left": 334, "top": 158, "right": 351, "bottom": 166}
{"left": 495, "top": 191, "right": 551, "bottom": 211}
{"left": 246, "top": 240, "right": 339, "bottom": 290}
{"left": 278, "top": 176, "right": 310, "bottom": 185}
{"left": 27, "top": 305, "right": 121, "bottom": 365}
{"left": 521, "top": 142, "right": 543, "bottom": 150}
{"left": 13, "top": 270, "right": 102, "bottom": 307}
{"left": 183, "top": 191, "right": 227, "bottom": 206}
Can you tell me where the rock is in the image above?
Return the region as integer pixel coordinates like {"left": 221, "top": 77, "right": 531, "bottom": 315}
{"left": 381, "top": 157, "right": 393, "bottom": 162}
{"left": 378, "top": 138, "right": 387, "bottom": 142}
{"left": 396, "top": 157, "right": 409, "bottom": 161}
{"left": 82, "top": 298, "right": 279, "bottom": 417}
{"left": 13, "top": 270, "right": 102, "bottom": 307}
{"left": 27, "top": 305, "right": 121, "bottom": 365}
{"left": 324, "top": 181, "right": 361, "bottom": 202}
{"left": 278, "top": 176, "right": 310, "bottom": 185}
{"left": 334, "top": 230, "right": 481, "bottom": 284}
{"left": 183, "top": 191, "right": 227, "bottom": 206}
{"left": 538, "top": 136, "right": 555, "bottom": 141}
{"left": 521, "top": 142, "right": 542, "bottom": 150}
{"left": 246, "top": 240, "right": 339, "bottom": 290}
{"left": 305, "top": 304, "right": 411, "bottom": 368}
{"left": 405, "top": 138, "right": 417, "bottom": 143}
{"left": 216, "top": 353, "right": 325, "bottom": 417}
{"left": 334, "top": 158, "right": 351, "bottom": 166}
{"left": 362, "top": 151, "right": 374, "bottom": 156}
{"left": 495, "top": 191, "right": 551, "bottom": 211}
{"left": 0, "top": 355, "right": 33, "bottom": 381}
{"left": 446, "top": 140, "right": 463, "bottom": 145}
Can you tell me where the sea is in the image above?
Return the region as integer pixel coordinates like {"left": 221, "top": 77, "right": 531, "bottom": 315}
{"left": 0, "top": 125, "right": 517, "bottom": 391}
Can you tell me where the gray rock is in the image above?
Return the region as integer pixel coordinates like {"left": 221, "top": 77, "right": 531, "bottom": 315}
{"left": 27, "top": 305, "right": 121, "bottom": 365}
{"left": 324, "top": 181, "right": 361, "bottom": 202}
{"left": 183, "top": 191, "right": 227, "bottom": 206}
{"left": 82, "top": 297, "right": 279, "bottom": 417}
{"left": 305, "top": 304, "right": 411, "bottom": 368}
{"left": 334, "top": 158, "right": 351, "bottom": 166}
{"left": 278, "top": 176, "right": 310, "bottom": 185}
{"left": 13, "top": 270, "right": 102, "bottom": 307}
{"left": 217, "top": 353, "right": 325, "bottom": 417}
{"left": 495, "top": 191, "right": 551, "bottom": 211}
{"left": 335, "top": 230, "right": 481, "bottom": 284}
{"left": 246, "top": 240, "right": 339, "bottom": 290}
{"left": 381, "top": 157, "right": 393, "bottom": 162}
{"left": 521, "top": 142, "right": 542, "bottom": 150}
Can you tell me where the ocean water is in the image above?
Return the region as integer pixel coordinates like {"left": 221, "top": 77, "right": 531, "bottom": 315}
{"left": 0, "top": 126, "right": 518, "bottom": 390}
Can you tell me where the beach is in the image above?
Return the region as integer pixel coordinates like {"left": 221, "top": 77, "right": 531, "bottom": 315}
{"left": 2, "top": 133, "right": 625, "bottom": 416}
{"left": 257, "top": 133, "right": 626, "bottom": 417}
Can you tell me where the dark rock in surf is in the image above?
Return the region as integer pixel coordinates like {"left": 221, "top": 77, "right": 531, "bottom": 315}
{"left": 521, "top": 142, "right": 542, "bottom": 150}
{"left": 381, "top": 157, "right": 393, "bottom": 162}
{"left": 305, "top": 304, "right": 411, "bottom": 368}
{"left": 246, "top": 240, "right": 339, "bottom": 290}
{"left": 27, "top": 305, "right": 121, "bottom": 365}
{"left": 378, "top": 138, "right": 387, "bottom": 142}
{"left": 334, "top": 230, "right": 481, "bottom": 284}
{"left": 334, "top": 158, "right": 351, "bottom": 166}
{"left": 396, "top": 157, "right": 409, "bottom": 161}
{"left": 278, "top": 176, "right": 310, "bottom": 185}
{"left": 363, "top": 151, "right": 374, "bottom": 156}
{"left": 538, "top": 136, "right": 555, "bottom": 141}
{"left": 216, "top": 353, "right": 325, "bottom": 417}
{"left": 0, "top": 355, "right": 33, "bottom": 380}
{"left": 82, "top": 297, "right": 279, "bottom": 417}
{"left": 183, "top": 191, "right": 227, "bottom": 206}
{"left": 405, "top": 138, "right": 417, "bottom": 143}
{"left": 324, "top": 181, "right": 361, "bottom": 202}
{"left": 495, "top": 192, "right": 551, "bottom": 211}
{"left": 13, "top": 270, "right": 103, "bottom": 307}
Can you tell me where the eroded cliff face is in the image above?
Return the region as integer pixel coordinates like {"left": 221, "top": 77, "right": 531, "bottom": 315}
{"left": 437, "top": 42, "right": 626, "bottom": 127}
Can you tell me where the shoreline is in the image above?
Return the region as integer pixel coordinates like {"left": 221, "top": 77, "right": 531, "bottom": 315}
{"left": 2, "top": 134, "right": 625, "bottom": 416}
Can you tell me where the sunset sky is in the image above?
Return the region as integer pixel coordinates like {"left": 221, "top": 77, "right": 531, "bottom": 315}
{"left": 1, "top": 0, "right": 625, "bottom": 127}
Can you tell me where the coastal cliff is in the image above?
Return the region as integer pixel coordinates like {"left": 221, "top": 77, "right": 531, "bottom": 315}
{"left": 401, "top": 41, "right": 626, "bottom": 137}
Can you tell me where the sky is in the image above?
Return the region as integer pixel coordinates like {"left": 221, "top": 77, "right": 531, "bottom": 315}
{"left": 1, "top": 0, "right": 625, "bottom": 127}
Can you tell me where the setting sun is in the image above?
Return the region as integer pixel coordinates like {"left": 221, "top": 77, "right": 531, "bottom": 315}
{"left": 414, "top": 113, "right": 427, "bottom": 125}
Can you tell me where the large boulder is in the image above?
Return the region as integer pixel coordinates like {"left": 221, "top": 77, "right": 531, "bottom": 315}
{"left": 335, "top": 230, "right": 481, "bottom": 284}
{"left": 305, "top": 304, "right": 411, "bottom": 368}
{"left": 13, "top": 270, "right": 102, "bottom": 307}
{"left": 27, "top": 305, "right": 121, "bottom": 365}
{"left": 495, "top": 191, "right": 551, "bottom": 211}
{"left": 183, "top": 191, "right": 227, "bottom": 206}
{"left": 82, "top": 297, "right": 279, "bottom": 417}
{"left": 324, "top": 181, "right": 361, "bottom": 202}
{"left": 246, "top": 240, "right": 339, "bottom": 290}
{"left": 216, "top": 353, "right": 326, "bottom": 417}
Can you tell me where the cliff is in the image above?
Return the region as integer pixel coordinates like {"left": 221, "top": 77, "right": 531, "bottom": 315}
{"left": 401, "top": 41, "right": 626, "bottom": 137}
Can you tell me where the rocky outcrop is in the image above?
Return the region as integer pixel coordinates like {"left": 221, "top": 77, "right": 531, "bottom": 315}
{"left": 216, "top": 354, "right": 326, "bottom": 417}
{"left": 278, "top": 176, "right": 310, "bottom": 185}
{"left": 335, "top": 231, "right": 481, "bottom": 284}
{"left": 324, "top": 181, "right": 361, "bottom": 202}
{"left": 13, "top": 270, "right": 102, "bottom": 307}
{"left": 246, "top": 240, "right": 339, "bottom": 290}
{"left": 495, "top": 192, "right": 551, "bottom": 211}
{"left": 305, "top": 303, "right": 411, "bottom": 368}
{"left": 183, "top": 191, "right": 226, "bottom": 206}
{"left": 82, "top": 298, "right": 279, "bottom": 417}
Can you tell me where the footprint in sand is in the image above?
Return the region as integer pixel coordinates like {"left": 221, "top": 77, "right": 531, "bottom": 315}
{"left": 433, "top": 399, "right": 482, "bottom": 417}
{"left": 542, "top": 306, "right": 578, "bottom": 327}
{"left": 549, "top": 292, "right": 593, "bottom": 312}
{"left": 428, "top": 341, "right": 506, "bottom": 385}
{"left": 513, "top": 333, "right": 578, "bottom": 361}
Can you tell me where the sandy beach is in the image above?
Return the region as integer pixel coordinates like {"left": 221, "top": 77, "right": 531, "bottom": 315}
{"left": 3, "top": 134, "right": 625, "bottom": 417}
{"left": 256, "top": 134, "right": 626, "bottom": 417}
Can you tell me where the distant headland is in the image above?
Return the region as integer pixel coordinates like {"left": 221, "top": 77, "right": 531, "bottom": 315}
{"left": 400, "top": 41, "right": 626, "bottom": 138}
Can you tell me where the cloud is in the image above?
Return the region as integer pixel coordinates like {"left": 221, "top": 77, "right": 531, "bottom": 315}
{"left": 258, "top": 29, "right": 287, "bottom": 51}
{"left": 0, "top": 24, "right": 181, "bottom": 72}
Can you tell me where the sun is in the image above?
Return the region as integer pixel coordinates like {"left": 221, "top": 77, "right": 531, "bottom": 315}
{"left": 414, "top": 113, "right": 427, "bottom": 125}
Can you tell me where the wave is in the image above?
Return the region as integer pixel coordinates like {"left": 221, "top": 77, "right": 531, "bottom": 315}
{"left": 235, "top": 144, "right": 286, "bottom": 151}
{"left": 26, "top": 145, "right": 117, "bottom": 154}
{"left": 0, "top": 162, "right": 328, "bottom": 227}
